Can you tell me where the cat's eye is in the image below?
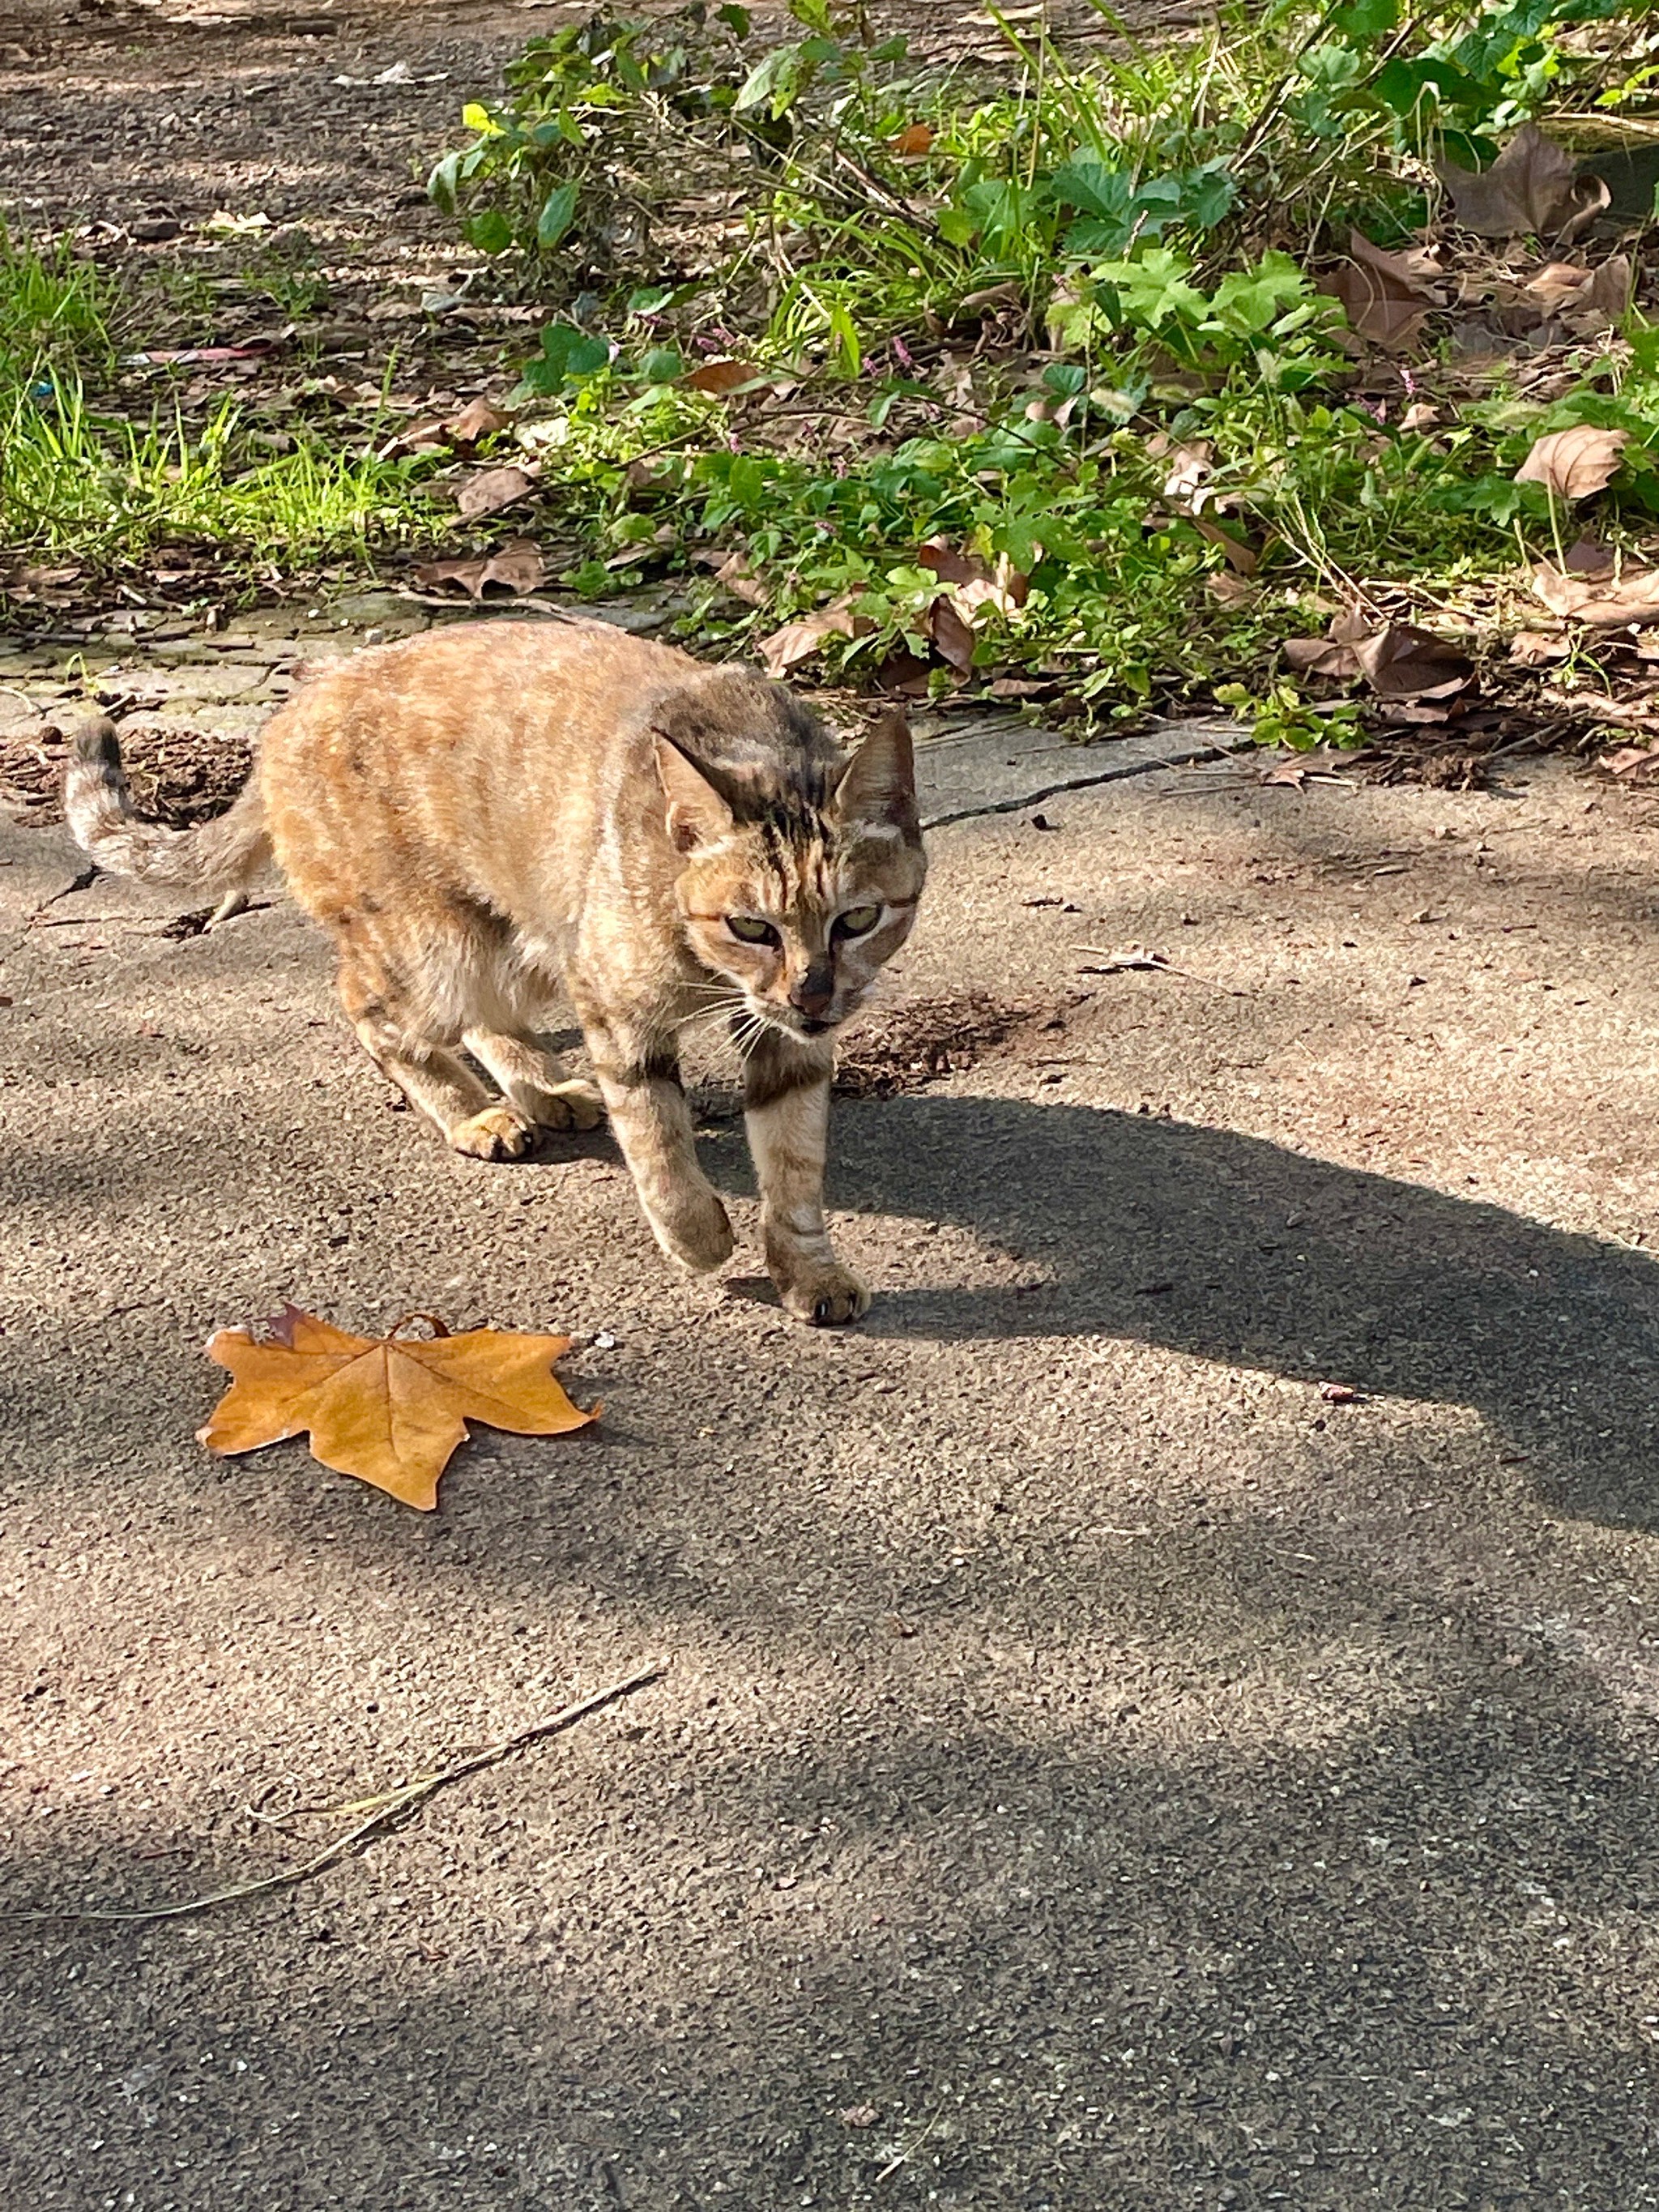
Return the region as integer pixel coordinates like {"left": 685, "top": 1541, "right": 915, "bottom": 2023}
{"left": 834, "top": 903, "right": 882, "bottom": 939}
{"left": 727, "top": 914, "right": 779, "bottom": 946}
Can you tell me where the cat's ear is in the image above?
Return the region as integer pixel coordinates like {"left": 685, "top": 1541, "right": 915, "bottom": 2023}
{"left": 830, "top": 707, "right": 917, "bottom": 832}
{"left": 654, "top": 731, "right": 737, "bottom": 852}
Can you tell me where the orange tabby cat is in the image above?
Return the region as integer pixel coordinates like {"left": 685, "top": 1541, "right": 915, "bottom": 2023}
{"left": 66, "top": 617, "right": 927, "bottom": 1323}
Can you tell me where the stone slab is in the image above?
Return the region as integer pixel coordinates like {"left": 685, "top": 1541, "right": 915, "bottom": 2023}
{"left": 913, "top": 710, "right": 1245, "bottom": 828}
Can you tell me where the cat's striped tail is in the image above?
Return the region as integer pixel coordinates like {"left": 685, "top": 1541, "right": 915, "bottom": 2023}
{"left": 63, "top": 718, "right": 271, "bottom": 916}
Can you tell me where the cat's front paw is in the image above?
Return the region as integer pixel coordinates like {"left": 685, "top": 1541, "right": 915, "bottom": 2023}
{"left": 774, "top": 1260, "right": 870, "bottom": 1327}
{"left": 651, "top": 1190, "right": 736, "bottom": 1275}
{"left": 449, "top": 1104, "right": 537, "bottom": 1160}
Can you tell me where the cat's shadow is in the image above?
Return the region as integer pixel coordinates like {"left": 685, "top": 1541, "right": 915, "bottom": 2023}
{"left": 701, "top": 1092, "right": 1659, "bottom": 1535}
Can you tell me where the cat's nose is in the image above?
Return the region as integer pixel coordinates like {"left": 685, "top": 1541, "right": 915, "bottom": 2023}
{"left": 789, "top": 963, "right": 835, "bottom": 1018}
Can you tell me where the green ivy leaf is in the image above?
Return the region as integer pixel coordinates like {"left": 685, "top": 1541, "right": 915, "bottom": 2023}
{"left": 1330, "top": 0, "right": 1398, "bottom": 35}
{"left": 536, "top": 180, "right": 581, "bottom": 250}
{"left": 464, "top": 208, "right": 515, "bottom": 256}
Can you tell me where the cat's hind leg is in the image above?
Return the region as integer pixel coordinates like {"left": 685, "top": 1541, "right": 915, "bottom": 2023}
{"left": 335, "top": 951, "right": 537, "bottom": 1161}
{"left": 462, "top": 1030, "right": 605, "bottom": 1134}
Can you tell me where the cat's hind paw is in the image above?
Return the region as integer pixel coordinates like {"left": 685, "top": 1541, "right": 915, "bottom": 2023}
{"left": 530, "top": 1078, "right": 606, "bottom": 1134}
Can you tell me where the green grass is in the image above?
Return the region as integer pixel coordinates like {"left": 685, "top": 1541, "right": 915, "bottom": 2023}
{"left": 0, "top": 228, "right": 117, "bottom": 379}
{"left": 0, "top": 375, "right": 449, "bottom": 573}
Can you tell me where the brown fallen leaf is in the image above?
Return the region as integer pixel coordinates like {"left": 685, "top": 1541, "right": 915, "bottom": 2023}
{"left": 456, "top": 465, "right": 535, "bottom": 519}
{"left": 1352, "top": 621, "right": 1473, "bottom": 699}
{"left": 1206, "top": 570, "right": 1254, "bottom": 608}
{"left": 1576, "top": 254, "right": 1631, "bottom": 331}
{"left": 199, "top": 1305, "right": 595, "bottom": 1511}
{"left": 683, "top": 357, "right": 766, "bottom": 396}
{"left": 711, "top": 549, "right": 769, "bottom": 607}
{"left": 1158, "top": 438, "right": 1213, "bottom": 506}
{"left": 927, "top": 594, "right": 977, "bottom": 677}
{"left": 1508, "top": 630, "right": 1570, "bottom": 665}
{"left": 1532, "top": 562, "right": 1659, "bottom": 627}
{"left": 1564, "top": 534, "right": 1614, "bottom": 576}
{"left": 918, "top": 539, "right": 1030, "bottom": 621}
{"left": 1601, "top": 744, "right": 1659, "bottom": 775}
{"left": 1192, "top": 515, "right": 1260, "bottom": 575}
{"left": 446, "top": 396, "right": 511, "bottom": 449}
{"left": 1436, "top": 124, "right": 1608, "bottom": 241}
{"left": 412, "top": 539, "right": 544, "bottom": 600}
{"left": 890, "top": 122, "right": 933, "bottom": 156}
{"left": 756, "top": 597, "right": 874, "bottom": 678}
{"left": 1319, "top": 229, "right": 1436, "bottom": 349}
{"left": 1514, "top": 425, "right": 1627, "bottom": 501}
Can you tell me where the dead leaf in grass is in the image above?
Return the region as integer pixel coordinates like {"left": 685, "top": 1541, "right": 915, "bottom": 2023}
{"left": 918, "top": 539, "right": 1030, "bottom": 621}
{"left": 1192, "top": 515, "right": 1260, "bottom": 575}
{"left": 456, "top": 465, "right": 535, "bottom": 519}
{"left": 199, "top": 1305, "right": 596, "bottom": 1511}
{"left": 1158, "top": 438, "right": 1213, "bottom": 506}
{"left": 1577, "top": 254, "right": 1631, "bottom": 330}
{"left": 1353, "top": 622, "right": 1474, "bottom": 699}
{"left": 711, "top": 549, "right": 769, "bottom": 606}
{"left": 757, "top": 598, "right": 874, "bottom": 677}
{"left": 1206, "top": 570, "right": 1255, "bottom": 608}
{"left": 684, "top": 357, "right": 766, "bottom": 395}
{"left": 1524, "top": 262, "right": 1592, "bottom": 312}
{"left": 927, "top": 594, "right": 978, "bottom": 677}
{"left": 1436, "top": 124, "right": 1608, "bottom": 240}
{"left": 1565, "top": 534, "right": 1614, "bottom": 576}
{"left": 413, "top": 539, "right": 544, "bottom": 599}
{"left": 890, "top": 122, "right": 933, "bottom": 156}
{"left": 1508, "top": 630, "right": 1570, "bottom": 665}
{"left": 1514, "top": 425, "right": 1627, "bottom": 501}
{"left": 1532, "top": 562, "right": 1659, "bottom": 626}
{"left": 1319, "top": 230, "right": 1437, "bottom": 348}
{"left": 446, "top": 396, "right": 511, "bottom": 449}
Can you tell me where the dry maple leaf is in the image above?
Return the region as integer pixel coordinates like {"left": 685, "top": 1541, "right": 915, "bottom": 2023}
{"left": 1514, "top": 425, "right": 1627, "bottom": 502}
{"left": 1436, "top": 124, "right": 1607, "bottom": 240}
{"left": 199, "top": 1305, "right": 596, "bottom": 1511}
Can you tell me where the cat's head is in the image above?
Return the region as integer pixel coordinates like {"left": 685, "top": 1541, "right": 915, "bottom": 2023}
{"left": 652, "top": 677, "right": 927, "bottom": 1042}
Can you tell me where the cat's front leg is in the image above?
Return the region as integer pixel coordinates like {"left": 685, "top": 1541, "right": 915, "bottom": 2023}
{"left": 744, "top": 1032, "right": 868, "bottom": 1326}
{"left": 581, "top": 1019, "right": 734, "bottom": 1274}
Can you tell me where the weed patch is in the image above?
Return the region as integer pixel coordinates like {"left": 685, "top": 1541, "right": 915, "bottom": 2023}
{"left": 416, "top": 0, "right": 1657, "bottom": 744}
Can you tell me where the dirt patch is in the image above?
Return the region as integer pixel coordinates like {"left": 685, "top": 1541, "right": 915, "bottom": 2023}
{"left": 0, "top": 719, "right": 253, "bottom": 829}
{"left": 833, "top": 990, "right": 1043, "bottom": 1098}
